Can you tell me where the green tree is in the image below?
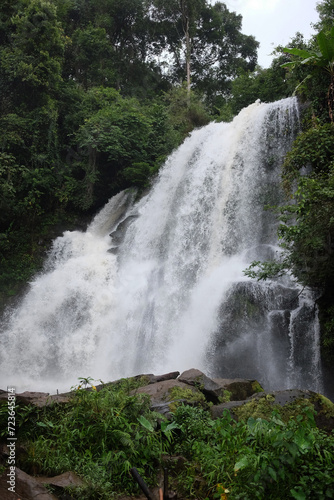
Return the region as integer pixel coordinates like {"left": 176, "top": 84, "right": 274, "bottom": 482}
{"left": 228, "top": 64, "right": 288, "bottom": 116}
{"left": 151, "top": 0, "right": 205, "bottom": 100}
{"left": 282, "top": 27, "right": 334, "bottom": 122}
{"left": 314, "top": 0, "right": 334, "bottom": 34}
{"left": 0, "top": 0, "right": 67, "bottom": 223}
{"left": 150, "top": 0, "right": 258, "bottom": 105}
{"left": 58, "top": 0, "right": 169, "bottom": 98}
{"left": 60, "top": 87, "right": 178, "bottom": 209}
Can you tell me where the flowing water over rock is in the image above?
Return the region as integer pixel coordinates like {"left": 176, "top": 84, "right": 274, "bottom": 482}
{"left": 0, "top": 98, "right": 324, "bottom": 394}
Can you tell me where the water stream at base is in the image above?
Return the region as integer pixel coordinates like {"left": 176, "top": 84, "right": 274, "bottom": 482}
{"left": 0, "top": 98, "right": 324, "bottom": 395}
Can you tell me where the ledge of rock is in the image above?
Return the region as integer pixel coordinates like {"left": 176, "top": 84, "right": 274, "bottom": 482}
{"left": 0, "top": 372, "right": 181, "bottom": 408}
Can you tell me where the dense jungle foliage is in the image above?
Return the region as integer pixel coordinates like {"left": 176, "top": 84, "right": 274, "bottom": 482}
{"left": 1, "top": 377, "right": 334, "bottom": 499}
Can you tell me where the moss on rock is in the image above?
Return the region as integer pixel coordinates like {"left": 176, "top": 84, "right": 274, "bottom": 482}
{"left": 167, "top": 386, "right": 207, "bottom": 412}
{"left": 251, "top": 380, "right": 264, "bottom": 393}
{"left": 231, "top": 390, "right": 334, "bottom": 431}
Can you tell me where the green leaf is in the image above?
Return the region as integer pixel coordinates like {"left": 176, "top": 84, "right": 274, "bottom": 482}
{"left": 268, "top": 467, "right": 277, "bottom": 481}
{"left": 161, "top": 421, "right": 179, "bottom": 433}
{"left": 137, "top": 415, "right": 154, "bottom": 433}
{"left": 290, "top": 488, "right": 307, "bottom": 500}
{"left": 281, "top": 61, "right": 296, "bottom": 68}
{"left": 317, "top": 30, "right": 334, "bottom": 62}
{"left": 234, "top": 456, "right": 249, "bottom": 471}
{"left": 283, "top": 47, "right": 314, "bottom": 59}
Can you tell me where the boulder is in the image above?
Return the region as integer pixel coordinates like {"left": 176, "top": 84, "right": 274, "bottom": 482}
{"left": 146, "top": 371, "right": 180, "bottom": 384}
{"left": 93, "top": 371, "right": 180, "bottom": 392}
{"left": 134, "top": 379, "right": 202, "bottom": 404}
{"left": 0, "top": 468, "right": 58, "bottom": 500}
{"left": 0, "top": 391, "right": 72, "bottom": 408}
{"left": 178, "top": 369, "right": 224, "bottom": 402}
{"left": 210, "top": 401, "right": 245, "bottom": 420}
{"left": 209, "top": 389, "right": 334, "bottom": 431}
{"left": 133, "top": 379, "right": 206, "bottom": 418}
{"left": 35, "top": 471, "right": 84, "bottom": 488}
{"left": 178, "top": 368, "right": 264, "bottom": 402}
{"left": 213, "top": 378, "right": 264, "bottom": 401}
{"left": 0, "top": 372, "right": 180, "bottom": 410}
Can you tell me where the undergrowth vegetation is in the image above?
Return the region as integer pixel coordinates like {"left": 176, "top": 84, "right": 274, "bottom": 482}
{"left": 1, "top": 380, "right": 334, "bottom": 499}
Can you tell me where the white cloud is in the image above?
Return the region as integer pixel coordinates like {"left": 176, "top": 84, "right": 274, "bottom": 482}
{"left": 244, "top": 0, "right": 280, "bottom": 12}
{"left": 224, "top": 0, "right": 319, "bottom": 67}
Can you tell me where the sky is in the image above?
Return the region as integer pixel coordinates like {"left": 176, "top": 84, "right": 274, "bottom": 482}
{"left": 224, "top": 0, "right": 320, "bottom": 68}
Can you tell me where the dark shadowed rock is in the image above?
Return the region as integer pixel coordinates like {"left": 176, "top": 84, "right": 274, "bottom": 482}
{"left": 213, "top": 378, "right": 264, "bottom": 401}
{"left": 147, "top": 371, "right": 180, "bottom": 384}
{"left": 210, "top": 401, "right": 246, "bottom": 420}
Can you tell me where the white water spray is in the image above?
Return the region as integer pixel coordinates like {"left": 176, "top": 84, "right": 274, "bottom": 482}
{"left": 0, "top": 98, "right": 323, "bottom": 394}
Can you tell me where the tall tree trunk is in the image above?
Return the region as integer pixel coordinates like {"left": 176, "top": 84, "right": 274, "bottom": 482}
{"left": 185, "top": 15, "right": 191, "bottom": 105}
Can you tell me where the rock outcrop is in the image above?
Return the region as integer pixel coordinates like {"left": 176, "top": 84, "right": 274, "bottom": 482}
{"left": 0, "top": 467, "right": 58, "bottom": 500}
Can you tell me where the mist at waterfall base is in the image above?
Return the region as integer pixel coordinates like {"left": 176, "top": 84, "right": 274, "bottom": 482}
{"left": 0, "top": 98, "right": 324, "bottom": 396}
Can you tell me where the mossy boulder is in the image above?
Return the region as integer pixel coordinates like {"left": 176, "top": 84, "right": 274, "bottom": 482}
{"left": 133, "top": 379, "right": 207, "bottom": 415}
{"left": 210, "top": 389, "right": 334, "bottom": 431}
{"left": 178, "top": 368, "right": 264, "bottom": 403}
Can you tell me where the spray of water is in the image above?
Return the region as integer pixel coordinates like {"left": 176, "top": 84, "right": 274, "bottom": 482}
{"left": 0, "top": 98, "right": 323, "bottom": 394}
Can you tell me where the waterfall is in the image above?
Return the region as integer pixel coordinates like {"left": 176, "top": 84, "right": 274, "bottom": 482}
{"left": 0, "top": 98, "right": 324, "bottom": 394}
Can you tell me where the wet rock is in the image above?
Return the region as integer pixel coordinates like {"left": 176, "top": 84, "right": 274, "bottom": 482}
{"left": 109, "top": 214, "right": 138, "bottom": 246}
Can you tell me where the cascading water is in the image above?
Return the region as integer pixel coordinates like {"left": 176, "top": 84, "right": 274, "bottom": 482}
{"left": 0, "top": 98, "right": 324, "bottom": 394}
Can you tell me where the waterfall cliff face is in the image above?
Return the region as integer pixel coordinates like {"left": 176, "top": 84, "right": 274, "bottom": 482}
{"left": 0, "top": 98, "right": 323, "bottom": 394}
